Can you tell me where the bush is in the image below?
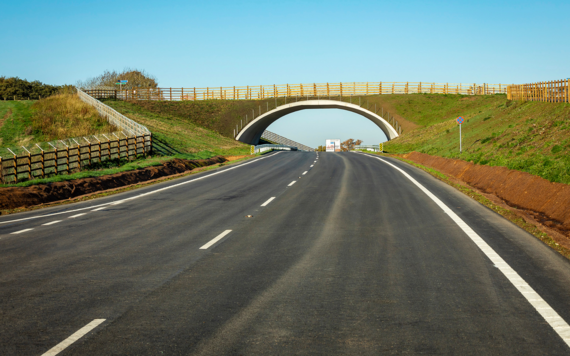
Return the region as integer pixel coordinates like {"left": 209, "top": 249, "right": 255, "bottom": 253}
{"left": 0, "top": 77, "right": 68, "bottom": 100}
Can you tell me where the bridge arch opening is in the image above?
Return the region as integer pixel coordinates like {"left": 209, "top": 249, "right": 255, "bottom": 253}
{"left": 235, "top": 100, "right": 399, "bottom": 146}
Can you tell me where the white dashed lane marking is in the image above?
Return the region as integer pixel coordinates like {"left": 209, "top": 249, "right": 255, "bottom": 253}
{"left": 200, "top": 230, "right": 232, "bottom": 250}
{"left": 42, "top": 221, "right": 62, "bottom": 226}
{"left": 69, "top": 213, "right": 87, "bottom": 219}
{"left": 288, "top": 181, "right": 296, "bottom": 186}
{"left": 261, "top": 197, "right": 276, "bottom": 207}
{"left": 11, "top": 228, "right": 34, "bottom": 235}
{"left": 302, "top": 171, "right": 308, "bottom": 175}
{"left": 41, "top": 319, "right": 106, "bottom": 356}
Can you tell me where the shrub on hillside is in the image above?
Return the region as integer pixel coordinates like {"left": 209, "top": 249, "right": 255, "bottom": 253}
{"left": 0, "top": 77, "right": 70, "bottom": 100}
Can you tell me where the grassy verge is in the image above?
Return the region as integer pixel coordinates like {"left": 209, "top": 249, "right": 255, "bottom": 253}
{"left": 372, "top": 152, "right": 570, "bottom": 260}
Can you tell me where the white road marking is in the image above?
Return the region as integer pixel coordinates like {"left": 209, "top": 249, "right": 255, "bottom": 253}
{"left": 69, "top": 213, "right": 86, "bottom": 218}
{"left": 288, "top": 181, "right": 296, "bottom": 186}
{"left": 41, "top": 319, "right": 105, "bottom": 356}
{"left": 91, "top": 207, "right": 107, "bottom": 211}
{"left": 310, "top": 165, "right": 314, "bottom": 167}
{"left": 42, "top": 221, "right": 62, "bottom": 226}
{"left": 261, "top": 197, "right": 276, "bottom": 206}
{"left": 200, "top": 230, "right": 232, "bottom": 249}
{"left": 302, "top": 171, "right": 308, "bottom": 175}
{"left": 11, "top": 228, "right": 34, "bottom": 234}
{"left": 0, "top": 152, "right": 282, "bottom": 226}
{"left": 365, "top": 153, "right": 570, "bottom": 348}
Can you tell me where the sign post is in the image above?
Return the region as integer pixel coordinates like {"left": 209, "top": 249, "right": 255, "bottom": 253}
{"left": 115, "top": 80, "right": 128, "bottom": 91}
{"left": 456, "top": 116, "right": 464, "bottom": 153}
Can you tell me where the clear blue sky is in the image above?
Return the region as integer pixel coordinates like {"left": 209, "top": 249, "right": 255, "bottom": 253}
{"left": 2, "top": 0, "right": 568, "bottom": 147}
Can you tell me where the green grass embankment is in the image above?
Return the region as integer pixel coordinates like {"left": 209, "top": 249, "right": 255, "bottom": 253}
{"left": 0, "top": 100, "right": 36, "bottom": 147}
{"left": 102, "top": 99, "right": 250, "bottom": 156}
{"left": 379, "top": 94, "right": 570, "bottom": 184}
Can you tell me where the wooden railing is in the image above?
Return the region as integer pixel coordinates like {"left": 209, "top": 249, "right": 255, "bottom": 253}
{"left": 507, "top": 79, "right": 569, "bottom": 103}
{"left": 0, "top": 134, "right": 152, "bottom": 184}
{"left": 84, "top": 82, "right": 508, "bottom": 101}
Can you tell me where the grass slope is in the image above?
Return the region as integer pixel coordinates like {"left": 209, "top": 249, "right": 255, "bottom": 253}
{"left": 102, "top": 99, "right": 250, "bottom": 156}
{"left": 0, "top": 94, "right": 116, "bottom": 151}
{"left": 0, "top": 100, "right": 35, "bottom": 147}
{"left": 382, "top": 94, "right": 570, "bottom": 184}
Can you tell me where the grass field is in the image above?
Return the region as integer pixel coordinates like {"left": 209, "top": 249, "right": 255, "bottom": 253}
{"left": 381, "top": 94, "right": 570, "bottom": 184}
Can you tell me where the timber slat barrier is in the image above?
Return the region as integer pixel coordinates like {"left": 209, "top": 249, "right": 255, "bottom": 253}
{"left": 85, "top": 82, "right": 508, "bottom": 101}
{"left": 507, "top": 79, "right": 569, "bottom": 103}
{"left": 0, "top": 134, "right": 152, "bottom": 184}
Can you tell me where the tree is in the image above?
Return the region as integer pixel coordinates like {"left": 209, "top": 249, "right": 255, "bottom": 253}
{"left": 341, "top": 138, "right": 363, "bottom": 152}
{"left": 76, "top": 68, "right": 158, "bottom": 90}
{"left": 316, "top": 145, "right": 326, "bottom": 151}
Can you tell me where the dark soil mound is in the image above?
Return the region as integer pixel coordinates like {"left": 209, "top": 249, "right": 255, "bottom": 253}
{"left": 0, "top": 156, "right": 226, "bottom": 211}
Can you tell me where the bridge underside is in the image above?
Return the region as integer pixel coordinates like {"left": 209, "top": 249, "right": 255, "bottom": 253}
{"left": 235, "top": 100, "right": 399, "bottom": 145}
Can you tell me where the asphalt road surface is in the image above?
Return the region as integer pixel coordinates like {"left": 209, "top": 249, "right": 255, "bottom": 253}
{"left": 1, "top": 151, "right": 570, "bottom": 355}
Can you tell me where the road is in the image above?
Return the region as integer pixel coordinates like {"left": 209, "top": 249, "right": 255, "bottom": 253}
{"left": 1, "top": 151, "right": 570, "bottom": 355}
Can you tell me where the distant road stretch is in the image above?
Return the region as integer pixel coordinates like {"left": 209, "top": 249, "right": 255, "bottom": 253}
{"left": 1, "top": 151, "right": 569, "bottom": 355}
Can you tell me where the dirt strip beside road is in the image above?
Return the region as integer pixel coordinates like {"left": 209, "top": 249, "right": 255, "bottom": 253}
{"left": 0, "top": 156, "right": 227, "bottom": 211}
{"left": 403, "top": 152, "right": 570, "bottom": 238}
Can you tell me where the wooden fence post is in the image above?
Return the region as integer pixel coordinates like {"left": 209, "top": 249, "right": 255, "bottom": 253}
{"left": 66, "top": 146, "right": 70, "bottom": 175}
{"left": 54, "top": 148, "right": 58, "bottom": 175}
{"left": 13, "top": 155, "right": 17, "bottom": 183}
{"left": 0, "top": 157, "right": 3, "bottom": 184}
{"left": 27, "top": 152, "right": 31, "bottom": 180}
{"left": 41, "top": 150, "right": 45, "bottom": 178}
{"left": 134, "top": 135, "right": 138, "bottom": 158}
{"left": 98, "top": 140, "right": 102, "bottom": 163}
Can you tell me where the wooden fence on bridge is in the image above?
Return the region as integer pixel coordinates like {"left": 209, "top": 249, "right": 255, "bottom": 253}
{"left": 507, "top": 79, "right": 569, "bottom": 103}
{"left": 85, "top": 82, "right": 508, "bottom": 102}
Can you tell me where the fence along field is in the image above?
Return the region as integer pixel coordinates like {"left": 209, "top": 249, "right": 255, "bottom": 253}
{"left": 507, "top": 79, "right": 569, "bottom": 103}
{"left": 0, "top": 89, "right": 153, "bottom": 184}
{"left": 85, "top": 81, "right": 509, "bottom": 101}
{"left": 0, "top": 133, "right": 151, "bottom": 183}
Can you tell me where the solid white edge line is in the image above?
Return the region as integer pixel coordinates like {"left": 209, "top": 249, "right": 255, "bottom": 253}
{"left": 261, "top": 197, "right": 276, "bottom": 207}
{"left": 42, "top": 221, "right": 62, "bottom": 226}
{"left": 41, "top": 319, "right": 105, "bottom": 356}
{"left": 302, "top": 171, "right": 308, "bottom": 175}
{"left": 362, "top": 153, "right": 570, "bottom": 348}
{"left": 288, "top": 181, "right": 296, "bottom": 186}
{"left": 11, "top": 228, "right": 34, "bottom": 234}
{"left": 0, "top": 152, "right": 283, "bottom": 226}
{"left": 200, "top": 230, "right": 232, "bottom": 250}
{"left": 69, "top": 213, "right": 87, "bottom": 218}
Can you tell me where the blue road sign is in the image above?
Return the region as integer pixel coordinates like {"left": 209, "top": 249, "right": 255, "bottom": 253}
{"left": 457, "top": 116, "right": 464, "bottom": 124}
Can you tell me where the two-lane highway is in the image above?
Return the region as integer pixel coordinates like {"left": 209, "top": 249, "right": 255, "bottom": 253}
{"left": 1, "top": 151, "right": 569, "bottom": 355}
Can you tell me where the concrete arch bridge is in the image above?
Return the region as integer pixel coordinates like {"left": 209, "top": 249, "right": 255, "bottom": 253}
{"left": 235, "top": 99, "right": 400, "bottom": 146}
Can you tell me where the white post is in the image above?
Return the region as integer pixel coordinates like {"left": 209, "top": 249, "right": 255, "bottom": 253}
{"left": 460, "top": 124, "right": 462, "bottom": 153}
